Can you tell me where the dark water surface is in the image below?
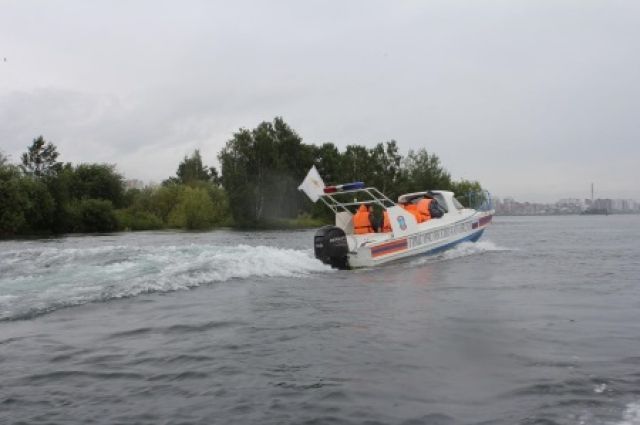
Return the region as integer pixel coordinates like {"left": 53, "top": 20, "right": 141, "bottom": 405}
{"left": 1, "top": 216, "right": 640, "bottom": 425}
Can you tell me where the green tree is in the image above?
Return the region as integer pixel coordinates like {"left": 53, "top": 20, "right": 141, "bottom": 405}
{"left": 0, "top": 166, "right": 27, "bottom": 235}
{"left": 219, "top": 117, "right": 311, "bottom": 226}
{"left": 312, "top": 143, "right": 343, "bottom": 185}
{"left": 166, "top": 149, "right": 220, "bottom": 186}
{"left": 219, "top": 128, "right": 255, "bottom": 225}
{"left": 21, "top": 136, "right": 62, "bottom": 177}
{"left": 191, "top": 181, "right": 231, "bottom": 225}
{"left": 43, "top": 163, "right": 75, "bottom": 233}
{"left": 176, "top": 149, "right": 218, "bottom": 184}
{"left": 122, "top": 187, "right": 143, "bottom": 209}
{"left": 20, "top": 178, "right": 56, "bottom": 232}
{"left": 119, "top": 181, "right": 229, "bottom": 230}
{"left": 402, "top": 148, "right": 452, "bottom": 193}
{"left": 369, "top": 140, "right": 403, "bottom": 198}
{"left": 69, "top": 164, "right": 125, "bottom": 207}
{"left": 0, "top": 169, "right": 55, "bottom": 235}
{"left": 123, "top": 187, "right": 156, "bottom": 212}
{"left": 341, "top": 144, "right": 372, "bottom": 183}
{"left": 450, "top": 179, "right": 484, "bottom": 207}
{"left": 149, "top": 184, "right": 185, "bottom": 223}
{"left": 168, "top": 186, "right": 217, "bottom": 229}
{"left": 116, "top": 187, "right": 164, "bottom": 230}
{"left": 70, "top": 199, "right": 118, "bottom": 232}
{"left": 115, "top": 209, "right": 163, "bottom": 231}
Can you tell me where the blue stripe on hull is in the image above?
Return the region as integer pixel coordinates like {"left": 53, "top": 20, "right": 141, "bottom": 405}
{"left": 419, "top": 228, "right": 485, "bottom": 257}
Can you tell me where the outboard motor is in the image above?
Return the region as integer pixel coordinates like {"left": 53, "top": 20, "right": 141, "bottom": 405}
{"left": 314, "top": 225, "right": 349, "bottom": 269}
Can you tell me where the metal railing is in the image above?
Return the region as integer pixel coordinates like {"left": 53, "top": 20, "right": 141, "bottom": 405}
{"left": 319, "top": 187, "right": 396, "bottom": 214}
{"left": 463, "top": 190, "right": 494, "bottom": 212}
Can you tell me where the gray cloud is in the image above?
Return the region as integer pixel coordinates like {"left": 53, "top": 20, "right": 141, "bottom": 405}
{"left": 1, "top": 0, "right": 639, "bottom": 201}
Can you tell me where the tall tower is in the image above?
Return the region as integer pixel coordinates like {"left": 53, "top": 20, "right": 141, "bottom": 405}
{"left": 591, "top": 183, "right": 594, "bottom": 202}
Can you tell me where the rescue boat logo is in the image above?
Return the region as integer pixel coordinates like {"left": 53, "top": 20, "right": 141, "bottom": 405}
{"left": 397, "top": 216, "right": 407, "bottom": 231}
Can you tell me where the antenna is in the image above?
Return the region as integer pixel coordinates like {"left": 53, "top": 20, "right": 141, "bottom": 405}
{"left": 591, "top": 182, "right": 594, "bottom": 202}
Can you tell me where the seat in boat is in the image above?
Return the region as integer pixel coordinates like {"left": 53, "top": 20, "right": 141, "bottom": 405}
{"left": 416, "top": 198, "right": 432, "bottom": 223}
{"left": 381, "top": 211, "right": 392, "bottom": 232}
{"left": 353, "top": 204, "right": 375, "bottom": 234}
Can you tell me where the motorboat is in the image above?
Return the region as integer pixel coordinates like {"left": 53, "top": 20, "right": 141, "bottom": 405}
{"left": 298, "top": 166, "right": 494, "bottom": 269}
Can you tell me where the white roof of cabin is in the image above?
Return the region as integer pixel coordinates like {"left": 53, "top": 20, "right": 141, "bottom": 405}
{"left": 397, "top": 191, "right": 429, "bottom": 203}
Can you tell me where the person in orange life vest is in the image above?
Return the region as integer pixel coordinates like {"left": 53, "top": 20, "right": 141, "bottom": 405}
{"left": 353, "top": 204, "right": 375, "bottom": 234}
{"left": 416, "top": 198, "right": 432, "bottom": 223}
{"left": 381, "top": 210, "right": 392, "bottom": 232}
{"left": 401, "top": 201, "right": 419, "bottom": 221}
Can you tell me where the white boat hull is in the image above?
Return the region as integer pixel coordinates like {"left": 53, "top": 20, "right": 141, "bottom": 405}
{"left": 307, "top": 183, "right": 495, "bottom": 269}
{"left": 346, "top": 210, "right": 493, "bottom": 269}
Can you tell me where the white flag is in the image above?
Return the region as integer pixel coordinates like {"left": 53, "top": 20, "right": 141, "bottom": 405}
{"left": 298, "top": 165, "right": 325, "bottom": 202}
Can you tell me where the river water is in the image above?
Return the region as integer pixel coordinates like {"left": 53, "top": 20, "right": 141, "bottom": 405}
{"left": 1, "top": 215, "right": 639, "bottom": 425}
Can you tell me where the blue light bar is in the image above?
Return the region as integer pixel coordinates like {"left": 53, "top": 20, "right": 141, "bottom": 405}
{"left": 341, "top": 182, "right": 365, "bottom": 191}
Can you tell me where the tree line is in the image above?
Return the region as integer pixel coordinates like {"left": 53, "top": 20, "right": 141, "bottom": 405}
{"left": 0, "top": 117, "right": 482, "bottom": 237}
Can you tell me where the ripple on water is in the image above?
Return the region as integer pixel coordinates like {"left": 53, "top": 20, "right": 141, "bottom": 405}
{"left": 1, "top": 219, "right": 640, "bottom": 424}
{"left": 104, "top": 320, "right": 245, "bottom": 339}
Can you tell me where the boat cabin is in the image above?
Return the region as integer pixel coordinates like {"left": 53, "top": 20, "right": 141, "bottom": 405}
{"left": 317, "top": 183, "right": 467, "bottom": 236}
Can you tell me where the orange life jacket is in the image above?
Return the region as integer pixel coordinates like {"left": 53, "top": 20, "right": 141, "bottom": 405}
{"left": 416, "top": 198, "right": 432, "bottom": 223}
{"left": 382, "top": 211, "right": 392, "bottom": 232}
{"left": 402, "top": 203, "right": 419, "bottom": 221}
{"left": 353, "top": 205, "right": 374, "bottom": 234}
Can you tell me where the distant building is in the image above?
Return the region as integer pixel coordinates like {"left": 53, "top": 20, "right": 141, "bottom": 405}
{"left": 556, "top": 198, "right": 586, "bottom": 213}
{"left": 125, "top": 179, "right": 145, "bottom": 190}
{"left": 592, "top": 199, "right": 613, "bottom": 212}
{"left": 621, "top": 199, "right": 635, "bottom": 211}
{"left": 487, "top": 194, "right": 638, "bottom": 216}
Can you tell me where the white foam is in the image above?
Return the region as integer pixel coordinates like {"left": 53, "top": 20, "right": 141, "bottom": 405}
{"left": 408, "top": 240, "right": 509, "bottom": 266}
{"left": 594, "top": 383, "right": 607, "bottom": 394}
{"left": 0, "top": 243, "right": 330, "bottom": 320}
{"left": 440, "top": 240, "right": 510, "bottom": 260}
{"left": 614, "top": 402, "right": 640, "bottom": 425}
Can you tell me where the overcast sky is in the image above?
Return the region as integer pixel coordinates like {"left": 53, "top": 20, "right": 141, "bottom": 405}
{"left": 1, "top": 0, "right": 639, "bottom": 202}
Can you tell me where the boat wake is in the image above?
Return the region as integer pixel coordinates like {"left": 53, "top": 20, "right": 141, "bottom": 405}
{"left": 0, "top": 243, "right": 330, "bottom": 321}
{"left": 614, "top": 402, "right": 640, "bottom": 425}
{"left": 408, "top": 240, "right": 510, "bottom": 266}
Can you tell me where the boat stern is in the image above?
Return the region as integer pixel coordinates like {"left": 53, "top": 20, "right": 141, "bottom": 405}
{"left": 313, "top": 225, "right": 350, "bottom": 269}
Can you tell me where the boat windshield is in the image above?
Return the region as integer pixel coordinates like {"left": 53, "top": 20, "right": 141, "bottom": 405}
{"left": 452, "top": 197, "right": 464, "bottom": 210}
{"left": 430, "top": 193, "right": 449, "bottom": 213}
